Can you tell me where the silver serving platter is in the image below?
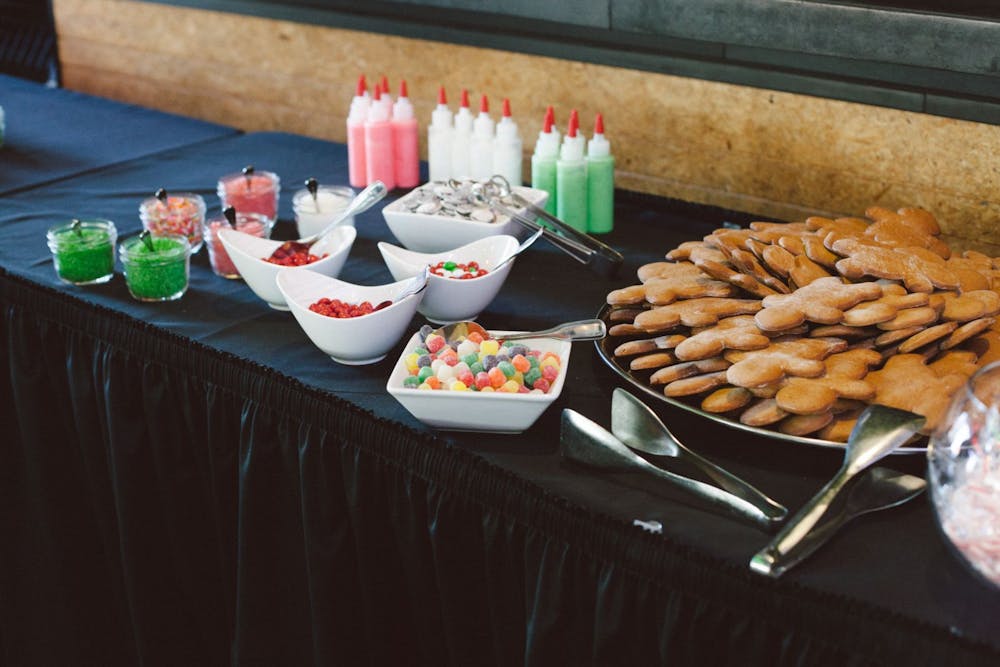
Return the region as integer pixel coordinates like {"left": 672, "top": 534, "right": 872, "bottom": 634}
{"left": 595, "top": 304, "right": 927, "bottom": 454}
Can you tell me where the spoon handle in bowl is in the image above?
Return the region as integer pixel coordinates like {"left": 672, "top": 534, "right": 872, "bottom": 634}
{"left": 500, "top": 319, "right": 606, "bottom": 342}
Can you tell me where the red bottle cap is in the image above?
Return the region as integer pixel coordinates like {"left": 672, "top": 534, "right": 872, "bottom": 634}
{"left": 438, "top": 85, "right": 447, "bottom": 105}
{"left": 399, "top": 79, "right": 409, "bottom": 98}
{"left": 460, "top": 89, "right": 470, "bottom": 108}
{"left": 356, "top": 74, "right": 367, "bottom": 97}
{"left": 543, "top": 106, "right": 555, "bottom": 133}
{"left": 480, "top": 94, "right": 489, "bottom": 114}
{"left": 373, "top": 85, "right": 382, "bottom": 101}
{"left": 567, "top": 109, "right": 579, "bottom": 138}
{"left": 594, "top": 112, "right": 604, "bottom": 135}
{"left": 380, "top": 75, "right": 389, "bottom": 95}
{"left": 502, "top": 98, "right": 512, "bottom": 118}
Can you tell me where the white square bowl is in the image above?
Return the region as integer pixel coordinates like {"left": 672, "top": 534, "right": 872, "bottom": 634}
{"left": 381, "top": 183, "right": 548, "bottom": 253}
{"left": 386, "top": 330, "right": 571, "bottom": 433}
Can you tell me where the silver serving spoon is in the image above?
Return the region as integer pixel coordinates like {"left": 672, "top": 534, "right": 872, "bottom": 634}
{"left": 750, "top": 467, "right": 925, "bottom": 577}
{"left": 493, "top": 226, "right": 544, "bottom": 272}
{"left": 560, "top": 409, "right": 781, "bottom": 531}
{"left": 291, "top": 180, "right": 387, "bottom": 246}
{"left": 394, "top": 266, "right": 432, "bottom": 302}
{"left": 749, "top": 404, "right": 925, "bottom": 577}
{"left": 432, "top": 318, "right": 606, "bottom": 347}
{"left": 611, "top": 388, "right": 788, "bottom": 527}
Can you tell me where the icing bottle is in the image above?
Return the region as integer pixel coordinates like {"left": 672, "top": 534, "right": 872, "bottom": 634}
{"left": 428, "top": 85, "right": 453, "bottom": 182}
{"left": 364, "top": 85, "right": 396, "bottom": 190}
{"left": 378, "top": 75, "right": 393, "bottom": 110}
{"left": 493, "top": 98, "right": 523, "bottom": 185}
{"left": 556, "top": 108, "right": 588, "bottom": 232}
{"left": 451, "top": 89, "right": 473, "bottom": 180}
{"left": 392, "top": 79, "right": 420, "bottom": 188}
{"left": 470, "top": 94, "right": 496, "bottom": 180}
{"left": 347, "top": 74, "right": 370, "bottom": 188}
{"left": 586, "top": 113, "right": 615, "bottom": 234}
{"left": 531, "top": 106, "right": 559, "bottom": 214}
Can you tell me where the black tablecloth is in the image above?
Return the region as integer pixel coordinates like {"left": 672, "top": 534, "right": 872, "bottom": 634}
{"left": 2, "top": 130, "right": 999, "bottom": 667}
{"left": 0, "top": 74, "right": 238, "bottom": 195}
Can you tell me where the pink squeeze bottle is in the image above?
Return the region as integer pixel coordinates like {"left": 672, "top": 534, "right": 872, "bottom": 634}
{"left": 392, "top": 80, "right": 420, "bottom": 188}
{"left": 365, "top": 85, "right": 396, "bottom": 189}
{"left": 347, "top": 74, "right": 370, "bottom": 188}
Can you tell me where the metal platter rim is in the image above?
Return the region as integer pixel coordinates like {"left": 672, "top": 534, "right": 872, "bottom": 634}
{"left": 594, "top": 304, "right": 927, "bottom": 455}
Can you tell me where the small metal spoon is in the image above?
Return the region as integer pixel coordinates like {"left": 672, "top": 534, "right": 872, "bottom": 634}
{"left": 292, "top": 180, "right": 387, "bottom": 246}
{"left": 306, "top": 177, "right": 319, "bottom": 207}
{"left": 610, "top": 388, "right": 788, "bottom": 526}
{"left": 750, "top": 467, "right": 925, "bottom": 577}
{"left": 432, "top": 318, "right": 606, "bottom": 346}
{"left": 267, "top": 181, "right": 388, "bottom": 260}
{"left": 748, "top": 404, "right": 925, "bottom": 577}
{"left": 222, "top": 206, "right": 237, "bottom": 228}
{"left": 560, "top": 409, "right": 781, "bottom": 531}
{"left": 395, "top": 266, "right": 431, "bottom": 302}
{"left": 492, "top": 227, "right": 544, "bottom": 272}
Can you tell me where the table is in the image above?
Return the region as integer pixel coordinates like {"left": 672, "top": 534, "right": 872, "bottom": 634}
{"left": 0, "top": 73, "right": 238, "bottom": 196}
{"left": 2, "top": 128, "right": 998, "bottom": 667}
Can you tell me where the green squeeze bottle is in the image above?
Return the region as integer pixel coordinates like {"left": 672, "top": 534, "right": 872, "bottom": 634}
{"left": 556, "top": 109, "right": 588, "bottom": 233}
{"left": 586, "top": 113, "right": 615, "bottom": 234}
{"left": 530, "top": 106, "right": 560, "bottom": 215}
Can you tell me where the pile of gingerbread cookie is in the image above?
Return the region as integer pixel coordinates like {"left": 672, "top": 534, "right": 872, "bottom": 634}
{"left": 605, "top": 206, "right": 1000, "bottom": 442}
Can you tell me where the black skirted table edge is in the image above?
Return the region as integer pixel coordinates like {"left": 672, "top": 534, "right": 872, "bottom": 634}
{"left": 1, "top": 125, "right": 999, "bottom": 665}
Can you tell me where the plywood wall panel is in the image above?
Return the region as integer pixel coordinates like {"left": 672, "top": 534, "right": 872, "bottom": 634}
{"left": 53, "top": 0, "right": 1000, "bottom": 250}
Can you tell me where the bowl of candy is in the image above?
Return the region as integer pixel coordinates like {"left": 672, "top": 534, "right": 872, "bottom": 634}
{"left": 218, "top": 226, "right": 356, "bottom": 310}
{"left": 381, "top": 179, "right": 548, "bottom": 253}
{"left": 378, "top": 234, "right": 520, "bottom": 323}
{"left": 386, "top": 325, "right": 570, "bottom": 432}
{"left": 276, "top": 268, "right": 426, "bottom": 364}
{"left": 928, "top": 360, "right": 1000, "bottom": 590}
{"left": 139, "top": 190, "right": 206, "bottom": 253}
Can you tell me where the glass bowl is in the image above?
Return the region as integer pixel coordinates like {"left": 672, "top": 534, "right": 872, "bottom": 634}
{"left": 928, "top": 360, "right": 1000, "bottom": 590}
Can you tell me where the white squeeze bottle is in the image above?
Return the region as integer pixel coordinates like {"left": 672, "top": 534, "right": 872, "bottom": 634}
{"left": 428, "top": 85, "right": 453, "bottom": 181}
{"left": 556, "top": 108, "right": 587, "bottom": 232}
{"left": 470, "top": 94, "right": 495, "bottom": 180}
{"left": 531, "top": 105, "right": 560, "bottom": 214}
{"left": 451, "top": 89, "right": 473, "bottom": 180}
{"left": 493, "top": 98, "right": 522, "bottom": 185}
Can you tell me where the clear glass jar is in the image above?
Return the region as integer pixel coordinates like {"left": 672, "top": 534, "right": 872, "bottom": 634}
{"left": 139, "top": 192, "right": 206, "bottom": 253}
{"left": 46, "top": 218, "right": 117, "bottom": 285}
{"left": 217, "top": 169, "right": 280, "bottom": 221}
{"left": 293, "top": 184, "right": 354, "bottom": 238}
{"left": 928, "top": 360, "right": 1000, "bottom": 590}
{"left": 203, "top": 211, "right": 273, "bottom": 279}
{"left": 119, "top": 232, "right": 192, "bottom": 302}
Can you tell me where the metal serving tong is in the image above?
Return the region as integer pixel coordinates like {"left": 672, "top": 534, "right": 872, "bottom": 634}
{"left": 470, "top": 175, "right": 624, "bottom": 278}
{"left": 610, "top": 389, "right": 788, "bottom": 526}
{"left": 750, "top": 404, "right": 926, "bottom": 578}
{"left": 560, "top": 408, "right": 787, "bottom": 532}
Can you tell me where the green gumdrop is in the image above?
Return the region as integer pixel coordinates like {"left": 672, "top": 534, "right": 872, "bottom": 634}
{"left": 418, "top": 366, "right": 434, "bottom": 382}
{"left": 524, "top": 368, "right": 542, "bottom": 388}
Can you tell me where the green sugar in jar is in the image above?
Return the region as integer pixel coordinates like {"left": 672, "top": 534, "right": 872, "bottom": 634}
{"left": 46, "top": 218, "right": 117, "bottom": 285}
{"left": 120, "top": 232, "right": 191, "bottom": 302}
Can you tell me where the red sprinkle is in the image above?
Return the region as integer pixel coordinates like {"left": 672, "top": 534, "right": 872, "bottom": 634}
{"left": 264, "top": 242, "right": 329, "bottom": 266}
{"left": 309, "top": 297, "right": 393, "bottom": 318}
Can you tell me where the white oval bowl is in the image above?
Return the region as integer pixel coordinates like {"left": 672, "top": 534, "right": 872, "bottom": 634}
{"left": 378, "top": 235, "right": 519, "bottom": 324}
{"left": 381, "top": 184, "right": 549, "bottom": 252}
{"left": 276, "top": 269, "right": 424, "bottom": 365}
{"left": 386, "top": 329, "right": 571, "bottom": 433}
{"left": 218, "top": 226, "right": 356, "bottom": 310}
